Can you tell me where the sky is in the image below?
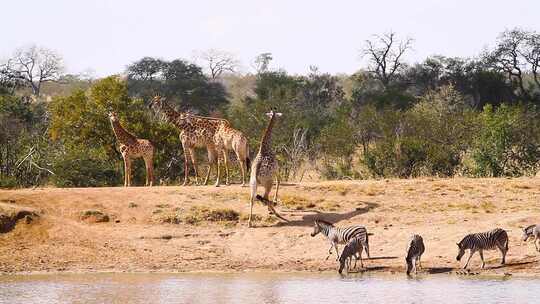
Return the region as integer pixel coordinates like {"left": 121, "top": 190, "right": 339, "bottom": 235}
{"left": 1, "top": 0, "right": 539, "bottom": 77}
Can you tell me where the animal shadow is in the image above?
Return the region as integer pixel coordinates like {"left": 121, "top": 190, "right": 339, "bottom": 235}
{"left": 427, "top": 267, "right": 453, "bottom": 274}
{"left": 275, "top": 201, "right": 379, "bottom": 227}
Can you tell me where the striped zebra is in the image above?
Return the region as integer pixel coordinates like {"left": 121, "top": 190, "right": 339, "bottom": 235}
{"left": 338, "top": 237, "right": 365, "bottom": 274}
{"left": 405, "top": 234, "right": 425, "bottom": 275}
{"left": 310, "top": 219, "right": 370, "bottom": 261}
{"left": 456, "top": 228, "right": 508, "bottom": 269}
{"left": 522, "top": 224, "right": 540, "bottom": 252}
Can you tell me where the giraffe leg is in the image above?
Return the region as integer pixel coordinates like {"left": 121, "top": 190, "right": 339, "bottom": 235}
{"left": 215, "top": 149, "right": 222, "bottom": 187}
{"left": 123, "top": 157, "right": 128, "bottom": 187}
{"left": 205, "top": 147, "right": 216, "bottom": 186}
{"left": 273, "top": 173, "right": 280, "bottom": 202}
{"left": 182, "top": 144, "right": 190, "bottom": 186}
{"left": 125, "top": 158, "right": 132, "bottom": 187}
{"left": 189, "top": 147, "right": 199, "bottom": 185}
{"left": 248, "top": 178, "right": 257, "bottom": 228}
{"left": 223, "top": 150, "right": 230, "bottom": 186}
{"left": 144, "top": 155, "right": 154, "bottom": 187}
{"left": 238, "top": 154, "right": 246, "bottom": 187}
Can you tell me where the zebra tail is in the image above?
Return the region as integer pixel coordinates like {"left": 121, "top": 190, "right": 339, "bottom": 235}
{"left": 367, "top": 233, "right": 374, "bottom": 236}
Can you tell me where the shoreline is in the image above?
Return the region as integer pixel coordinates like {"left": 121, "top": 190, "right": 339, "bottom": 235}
{"left": 1, "top": 178, "right": 540, "bottom": 278}
{"left": 2, "top": 268, "right": 538, "bottom": 280}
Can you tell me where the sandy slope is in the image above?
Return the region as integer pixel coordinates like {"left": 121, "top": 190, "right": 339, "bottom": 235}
{"left": 1, "top": 178, "right": 540, "bottom": 276}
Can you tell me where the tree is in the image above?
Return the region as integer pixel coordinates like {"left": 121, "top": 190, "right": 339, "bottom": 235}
{"left": 486, "top": 29, "right": 529, "bottom": 99}
{"left": 126, "top": 57, "right": 228, "bottom": 114}
{"left": 362, "top": 32, "right": 413, "bottom": 89}
{"left": 522, "top": 31, "right": 540, "bottom": 88}
{"left": 194, "top": 49, "right": 239, "bottom": 80}
{"left": 252, "top": 53, "right": 273, "bottom": 74}
{"left": 1, "top": 45, "right": 64, "bottom": 96}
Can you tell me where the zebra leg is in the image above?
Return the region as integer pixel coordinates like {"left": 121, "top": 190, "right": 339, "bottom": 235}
{"left": 418, "top": 255, "right": 422, "bottom": 270}
{"left": 365, "top": 235, "right": 371, "bottom": 259}
{"left": 463, "top": 250, "right": 475, "bottom": 269}
{"left": 325, "top": 243, "right": 334, "bottom": 260}
{"left": 479, "top": 250, "right": 485, "bottom": 269}
{"left": 535, "top": 238, "right": 540, "bottom": 252}
{"left": 498, "top": 241, "right": 507, "bottom": 265}
{"left": 359, "top": 246, "right": 364, "bottom": 269}
{"left": 335, "top": 244, "right": 340, "bottom": 261}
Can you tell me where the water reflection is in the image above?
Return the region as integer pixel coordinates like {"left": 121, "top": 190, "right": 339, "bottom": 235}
{"left": 0, "top": 272, "right": 537, "bottom": 304}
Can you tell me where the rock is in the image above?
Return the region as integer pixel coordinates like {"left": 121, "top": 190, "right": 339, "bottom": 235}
{"left": 80, "top": 210, "right": 110, "bottom": 223}
{"left": 128, "top": 202, "right": 138, "bottom": 208}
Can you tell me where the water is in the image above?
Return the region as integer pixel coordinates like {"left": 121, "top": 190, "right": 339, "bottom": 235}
{"left": 0, "top": 272, "right": 537, "bottom": 304}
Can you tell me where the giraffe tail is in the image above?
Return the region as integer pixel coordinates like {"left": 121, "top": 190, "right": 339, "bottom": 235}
{"left": 245, "top": 141, "right": 251, "bottom": 170}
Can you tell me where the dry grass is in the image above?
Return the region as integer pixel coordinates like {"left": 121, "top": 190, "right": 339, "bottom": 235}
{"left": 360, "top": 185, "right": 384, "bottom": 196}
{"left": 279, "top": 194, "right": 316, "bottom": 211}
{"left": 183, "top": 206, "right": 240, "bottom": 225}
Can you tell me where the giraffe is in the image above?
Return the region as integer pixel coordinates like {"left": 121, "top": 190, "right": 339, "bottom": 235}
{"left": 248, "top": 109, "right": 288, "bottom": 227}
{"left": 108, "top": 111, "right": 154, "bottom": 187}
{"left": 150, "top": 96, "right": 223, "bottom": 186}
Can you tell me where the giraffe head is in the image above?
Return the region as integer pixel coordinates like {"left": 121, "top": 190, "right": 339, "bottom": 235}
{"left": 150, "top": 95, "right": 165, "bottom": 111}
{"left": 265, "top": 109, "right": 283, "bottom": 118}
{"left": 108, "top": 111, "right": 119, "bottom": 122}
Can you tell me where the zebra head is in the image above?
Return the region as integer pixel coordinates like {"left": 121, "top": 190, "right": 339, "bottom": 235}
{"left": 311, "top": 220, "right": 333, "bottom": 237}
{"left": 338, "top": 252, "right": 348, "bottom": 274}
{"left": 456, "top": 242, "right": 465, "bottom": 261}
{"left": 522, "top": 225, "right": 535, "bottom": 241}
{"left": 405, "top": 257, "right": 413, "bottom": 275}
{"left": 311, "top": 221, "right": 322, "bottom": 237}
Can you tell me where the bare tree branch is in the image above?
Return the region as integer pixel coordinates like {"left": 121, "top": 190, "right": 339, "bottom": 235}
{"left": 361, "top": 32, "right": 413, "bottom": 89}
{"left": 194, "top": 49, "right": 239, "bottom": 80}
{"left": 3, "top": 45, "right": 64, "bottom": 96}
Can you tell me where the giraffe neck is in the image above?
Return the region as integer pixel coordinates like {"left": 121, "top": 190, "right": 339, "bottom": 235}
{"left": 259, "top": 113, "right": 276, "bottom": 154}
{"left": 160, "top": 102, "right": 189, "bottom": 130}
{"left": 110, "top": 119, "right": 138, "bottom": 146}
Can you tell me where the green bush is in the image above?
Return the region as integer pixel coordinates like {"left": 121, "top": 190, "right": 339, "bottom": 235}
{"left": 471, "top": 104, "right": 540, "bottom": 176}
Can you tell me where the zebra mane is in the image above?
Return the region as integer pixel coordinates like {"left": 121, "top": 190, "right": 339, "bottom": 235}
{"left": 524, "top": 224, "right": 536, "bottom": 234}
{"left": 315, "top": 219, "right": 334, "bottom": 227}
{"left": 458, "top": 234, "right": 474, "bottom": 247}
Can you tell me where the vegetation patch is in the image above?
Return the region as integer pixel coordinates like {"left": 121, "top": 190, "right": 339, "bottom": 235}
{"left": 79, "top": 210, "right": 109, "bottom": 223}
{"left": 156, "top": 206, "right": 240, "bottom": 225}
{"left": 280, "top": 195, "right": 315, "bottom": 210}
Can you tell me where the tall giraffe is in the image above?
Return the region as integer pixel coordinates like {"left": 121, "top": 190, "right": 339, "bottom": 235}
{"left": 151, "top": 96, "right": 223, "bottom": 186}
{"left": 108, "top": 112, "right": 154, "bottom": 187}
{"left": 248, "top": 109, "right": 288, "bottom": 227}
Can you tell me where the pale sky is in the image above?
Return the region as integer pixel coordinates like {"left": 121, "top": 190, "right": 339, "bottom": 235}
{"left": 2, "top": 0, "right": 539, "bottom": 77}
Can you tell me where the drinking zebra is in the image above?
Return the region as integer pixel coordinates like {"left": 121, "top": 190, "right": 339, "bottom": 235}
{"left": 338, "top": 237, "right": 365, "bottom": 274}
{"left": 405, "top": 234, "right": 425, "bottom": 275}
{"left": 522, "top": 224, "right": 540, "bottom": 252}
{"left": 310, "top": 219, "right": 370, "bottom": 261}
{"left": 456, "top": 228, "right": 508, "bottom": 269}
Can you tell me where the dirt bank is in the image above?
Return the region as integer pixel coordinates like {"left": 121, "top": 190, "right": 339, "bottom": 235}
{"left": 1, "top": 178, "right": 540, "bottom": 276}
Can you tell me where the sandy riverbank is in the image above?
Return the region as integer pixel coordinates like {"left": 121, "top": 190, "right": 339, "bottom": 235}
{"left": 1, "top": 178, "right": 539, "bottom": 276}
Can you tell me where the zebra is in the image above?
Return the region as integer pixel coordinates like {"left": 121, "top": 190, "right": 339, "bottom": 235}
{"left": 522, "top": 224, "right": 540, "bottom": 252}
{"left": 310, "top": 219, "right": 370, "bottom": 261}
{"left": 405, "top": 234, "right": 425, "bottom": 275}
{"left": 338, "top": 237, "right": 365, "bottom": 274}
{"left": 456, "top": 228, "right": 508, "bottom": 269}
